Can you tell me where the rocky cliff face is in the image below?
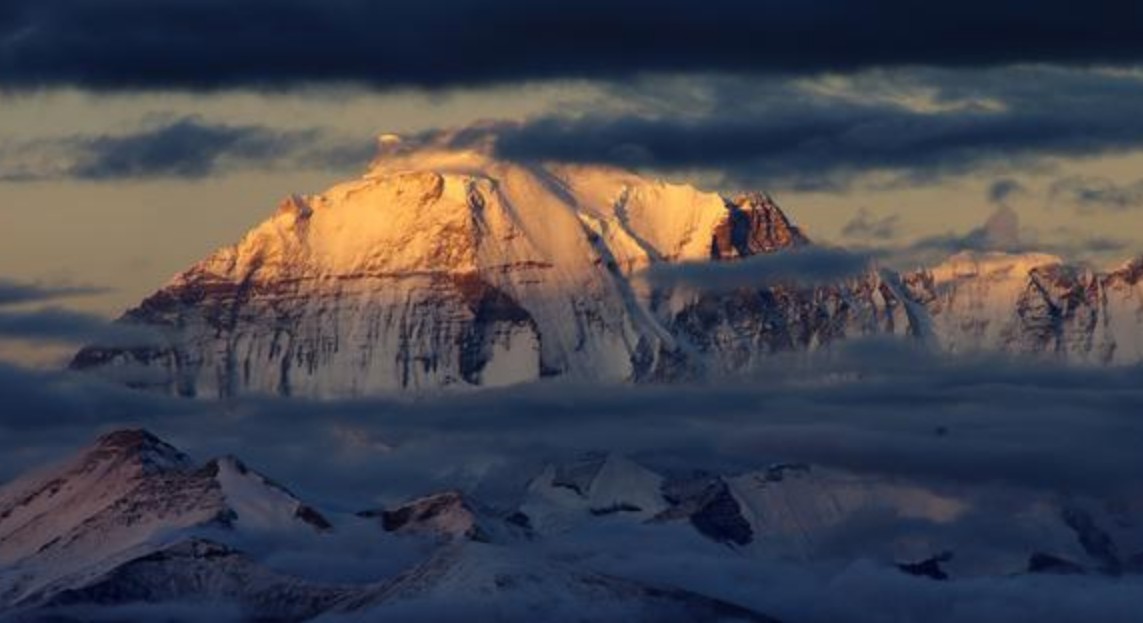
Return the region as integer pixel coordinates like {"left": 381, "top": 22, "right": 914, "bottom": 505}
{"left": 910, "top": 252, "right": 1143, "bottom": 364}
{"left": 70, "top": 136, "right": 1143, "bottom": 397}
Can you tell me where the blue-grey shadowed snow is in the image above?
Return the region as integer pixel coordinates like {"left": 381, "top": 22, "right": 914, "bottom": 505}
{"left": 641, "top": 247, "right": 876, "bottom": 291}
{"left": 1049, "top": 176, "right": 1143, "bottom": 213}
{"left": 0, "top": 117, "right": 373, "bottom": 181}
{"left": 7, "top": 344, "right": 1143, "bottom": 621}
{"left": 2, "top": 339, "right": 1143, "bottom": 623}
{"left": 2, "top": 1, "right": 1143, "bottom": 91}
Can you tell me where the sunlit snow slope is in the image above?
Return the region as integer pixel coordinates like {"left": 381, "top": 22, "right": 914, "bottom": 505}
{"left": 72, "top": 135, "right": 1143, "bottom": 397}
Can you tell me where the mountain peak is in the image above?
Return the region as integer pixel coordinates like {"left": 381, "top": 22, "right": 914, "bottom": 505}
{"left": 712, "top": 192, "right": 809, "bottom": 259}
{"left": 88, "top": 428, "right": 192, "bottom": 472}
{"left": 67, "top": 131, "right": 1143, "bottom": 396}
{"left": 93, "top": 428, "right": 162, "bottom": 449}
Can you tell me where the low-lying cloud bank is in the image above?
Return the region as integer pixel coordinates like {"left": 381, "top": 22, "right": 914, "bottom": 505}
{"left": 2, "top": 339, "right": 1141, "bottom": 507}
{"left": 3, "top": 338, "right": 1143, "bottom": 620}
{"left": 642, "top": 247, "right": 876, "bottom": 290}
{"left": 0, "top": 279, "right": 159, "bottom": 347}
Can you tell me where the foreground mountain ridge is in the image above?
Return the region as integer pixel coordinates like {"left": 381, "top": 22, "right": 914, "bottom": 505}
{"left": 0, "top": 430, "right": 791, "bottom": 621}
{"left": 3, "top": 429, "right": 1140, "bottom": 620}
{"left": 71, "top": 135, "right": 1143, "bottom": 397}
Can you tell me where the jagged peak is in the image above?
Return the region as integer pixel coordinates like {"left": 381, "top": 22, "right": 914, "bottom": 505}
{"left": 712, "top": 192, "right": 809, "bottom": 259}
{"left": 728, "top": 190, "right": 778, "bottom": 210}
{"left": 929, "top": 250, "right": 1063, "bottom": 283}
{"left": 1110, "top": 255, "right": 1143, "bottom": 281}
{"left": 211, "top": 455, "right": 332, "bottom": 531}
{"left": 367, "top": 489, "right": 493, "bottom": 542}
{"left": 87, "top": 428, "right": 192, "bottom": 472}
{"left": 93, "top": 428, "right": 164, "bottom": 450}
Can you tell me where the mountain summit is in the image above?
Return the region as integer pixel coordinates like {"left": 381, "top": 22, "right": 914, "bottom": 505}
{"left": 71, "top": 137, "right": 814, "bottom": 397}
{"left": 72, "top": 136, "right": 1143, "bottom": 397}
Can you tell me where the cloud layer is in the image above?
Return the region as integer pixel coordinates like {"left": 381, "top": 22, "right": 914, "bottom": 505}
{"left": 6, "top": 68, "right": 1143, "bottom": 189}
{"left": 2, "top": 1, "right": 1143, "bottom": 90}
{"left": 1049, "top": 175, "right": 1143, "bottom": 213}
{"left": 0, "top": 279, "right": 105, "bottom": 306}
{"left": 0, "top": 117, "right": 372, "bottom": 181}
{"left": 642, "top": 247, "right": 876, "bottom": 291}
{"left": 2, "top": 339, "right": 1143, "bottom": 621}
{"left": 436, "top": 67, "right": 1143, "bottom": 189}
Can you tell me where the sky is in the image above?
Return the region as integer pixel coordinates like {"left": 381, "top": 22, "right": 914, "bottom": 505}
{"left": 3, "top": 1, "right": 1143, "bottom": 352}
{"left": 1, "top": 0, "right": 1141, "bottom": 485}
{"left": 3, "top": 4, "right": 1143, "bottom": 619}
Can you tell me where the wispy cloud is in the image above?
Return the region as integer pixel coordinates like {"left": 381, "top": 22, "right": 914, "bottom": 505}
{"left": 1049, "top": 175, "right": 1143, "bottom": 213}
{"left": 641, "top": 247, "right": 876, "bottom": 291}
{"left": 0, "top": 117, "right": 373, "bottom": 181}
{"left": 0, "top": 307, "right": 159, "bottom": 345}
{"left": 0, "top": 279, "right": 106, "bottom": 306}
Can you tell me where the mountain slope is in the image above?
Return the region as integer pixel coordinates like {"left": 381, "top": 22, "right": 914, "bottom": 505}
{"left": 0, "top": 431, "right": 795, "bottom": 622}
{"left": 0, "top": 430, "right": 330, "bottom": 609}
{"left": 336, "top": 542, "right": 781, "bottom": 623}
{"left": 70, "top": 135, "right": 1143, "bottom": 397}
{"left": 2, "top": 431, "right": 1140, "bottom": 620}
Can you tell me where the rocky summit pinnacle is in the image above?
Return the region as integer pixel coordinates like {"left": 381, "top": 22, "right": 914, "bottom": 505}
{"left": 70, "top": 136, "right": 1143, "bottom": 398}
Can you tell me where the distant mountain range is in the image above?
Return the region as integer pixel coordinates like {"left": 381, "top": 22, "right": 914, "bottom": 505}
{"left": 70, "top": 135, "right": 1143, "bottom": 397}
{"left": 2, "top": 429, "right": 1139, "bottom": 620}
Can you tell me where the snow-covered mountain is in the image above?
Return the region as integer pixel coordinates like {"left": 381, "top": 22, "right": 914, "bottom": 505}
{"left": 518, "top": 453, "right": 1143, "bottom": 580}
{"left": 0, "top": 430, "right": 790, "bottom": 622}
{"left": 3, "top": 430, "right": 1141, "bottom": 620}
{"left": 70, "top": 134, "right": 1143, "bottom": 397}
{"left": 0, "top": 430, "right": 333, "bottom": 612}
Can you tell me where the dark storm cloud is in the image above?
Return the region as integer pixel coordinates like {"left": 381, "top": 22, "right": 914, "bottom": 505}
{"left": 432, "top": 67, "right": 1143, "bottom": 189}
{"left": 1048, "top": 175, "right": 1143, "bottom": 213}
{"left": 0, "top": 117, "right": 373, "bottom": 181}
{"left": 468, "top": 69, "right": 1138, "bottom": 187}
{"left": 0, "top": 279, "right": 105, "bottom": 306}
{"left": 1, "top": 1, "right": 1143, "bottom": 90}
{"left": 7, "top": 67, "right": 1143, "bottom": 186}
{"left": 642, "top": 247, "right": 876, "bottom": 291}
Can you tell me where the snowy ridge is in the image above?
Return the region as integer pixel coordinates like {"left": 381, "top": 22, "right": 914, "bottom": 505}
{"left": 2, "top": 430, "right": 1142, "bottom": 619}
{"left": 71, "top": 134, "right": 1143, "bottom": 397}
{"left": 0, "top": 431, "right": 790, "bottom": 622}
{"left": 0, "top": 430, "right": 329, "bottom": 609}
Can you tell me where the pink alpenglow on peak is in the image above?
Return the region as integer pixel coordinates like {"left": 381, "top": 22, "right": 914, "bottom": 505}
{"left": 69, "top": 135, "right": 1143, "bottom": 397}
